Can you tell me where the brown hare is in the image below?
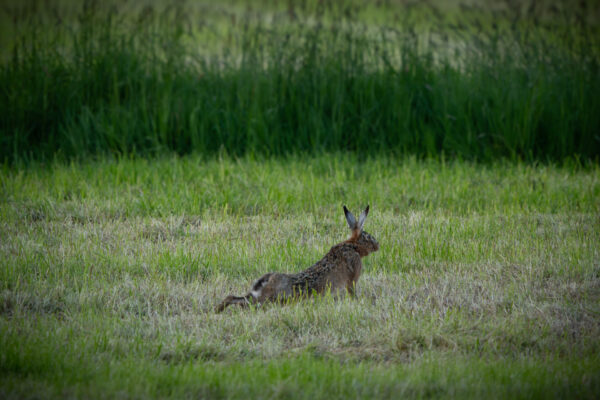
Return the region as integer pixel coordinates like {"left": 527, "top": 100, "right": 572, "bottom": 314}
{"left": 216, "top": 205, "right": 379, "bottom": 312}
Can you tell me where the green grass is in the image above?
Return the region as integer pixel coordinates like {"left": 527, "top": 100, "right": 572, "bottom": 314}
{"left": 1, "top": 155, "right": 599, "bottom": 398}
{"left": 1, "top": 0, "right": 599, "bottom": 163}
{"left": 1, "top": 1, "right": 599, "bottom": 396}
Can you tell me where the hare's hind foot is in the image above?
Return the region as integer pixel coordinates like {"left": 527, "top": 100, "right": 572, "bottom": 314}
{"left": 215, "top": 294, "right": 253, "bottom": 313}
{"left": 215, "top": 273, "right": 274, "bottom": 313}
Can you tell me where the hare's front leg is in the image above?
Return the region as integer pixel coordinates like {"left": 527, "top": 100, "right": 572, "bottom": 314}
{"left": 346, "top": 281, "right": 357, "bottom": 298}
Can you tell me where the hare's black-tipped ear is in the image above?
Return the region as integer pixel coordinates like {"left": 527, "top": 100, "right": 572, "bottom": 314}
{"left": 358, "top": 205, "right": 369, "bottom": 231}
{"left": 343, "top": 205, "right": 357, "bottom": 230}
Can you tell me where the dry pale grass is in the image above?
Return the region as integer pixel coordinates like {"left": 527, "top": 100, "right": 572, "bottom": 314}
{"left": 2, "top": 211, "right": 598, "bottom": 364}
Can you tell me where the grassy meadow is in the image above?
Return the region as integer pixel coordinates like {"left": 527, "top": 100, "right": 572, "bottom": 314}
{"left": 1, "top": 155, "right": 600, "bottom": 398}
{"left": 1, "top": 0, "right": 600, "bottom": 398}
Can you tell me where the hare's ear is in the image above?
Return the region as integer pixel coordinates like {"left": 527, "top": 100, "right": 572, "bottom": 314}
{"left": 343, "top": 205, "right": 357, "bottom": 230}
{"left": 357, "top": 205, "right": 369, "bottom": 231}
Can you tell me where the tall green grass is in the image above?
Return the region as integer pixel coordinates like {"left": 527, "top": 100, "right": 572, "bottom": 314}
{"left": 0, "top": 0, "right": 599, "bottom": 164}
{"left": 1, "top": 156, "right": 599, "bottom": 398}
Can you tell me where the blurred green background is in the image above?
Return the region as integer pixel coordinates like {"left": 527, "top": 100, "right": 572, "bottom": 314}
{"left": 1, "top": 0, "right": 598, "bottom": 164}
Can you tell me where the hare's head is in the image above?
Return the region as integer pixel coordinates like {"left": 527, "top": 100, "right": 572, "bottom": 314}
{"left": 343, "top": 205, "right": 379, "bottom": 256}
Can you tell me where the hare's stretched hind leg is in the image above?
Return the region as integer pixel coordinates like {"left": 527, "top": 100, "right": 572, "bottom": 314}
{"left": 215, "top": 294, "right": 253, "bottom": 313}
{"left": 215, "top": 273, "right": 274, "bottom": 313}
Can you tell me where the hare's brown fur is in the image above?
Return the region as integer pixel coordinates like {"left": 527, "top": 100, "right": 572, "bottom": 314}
{"left": 216, "top": 205, "right": 378, "bottom": 312}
